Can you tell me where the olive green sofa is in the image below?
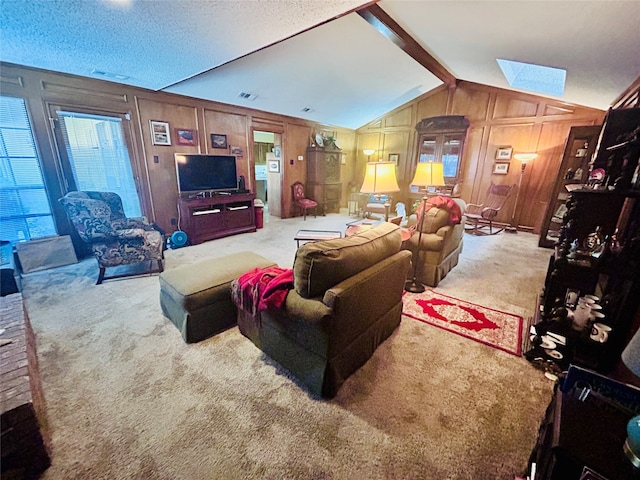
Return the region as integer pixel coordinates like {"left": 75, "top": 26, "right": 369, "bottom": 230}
{"left": 234, "top": 223, "right": 412, "bottom": 398}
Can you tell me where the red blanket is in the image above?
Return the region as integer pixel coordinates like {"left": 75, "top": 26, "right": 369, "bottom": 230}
{"left": 231, "top": 266, "right": 294, "bottom": 318}
{"left": 416, "top": 195, "right": 462, "bottom": 225}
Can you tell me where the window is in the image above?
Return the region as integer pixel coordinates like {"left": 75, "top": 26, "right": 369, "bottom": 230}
{"left": 0, "top": 96, "right": 56, "bottom": 244}
{"left": 56, "top": 111, "right": 141, "bottom": 217}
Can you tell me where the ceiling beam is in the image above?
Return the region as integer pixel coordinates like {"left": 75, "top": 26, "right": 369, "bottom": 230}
{"left": 357, "top": 4, "right": 456, "bottom": 86}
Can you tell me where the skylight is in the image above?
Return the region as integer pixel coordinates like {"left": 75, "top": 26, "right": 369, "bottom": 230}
{"left": 497, "top": 59, "right": 566, "bottom": 97}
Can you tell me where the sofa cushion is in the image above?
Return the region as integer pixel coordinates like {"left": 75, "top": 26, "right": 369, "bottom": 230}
{"left": 293, "top": 222, "right": 401, "bottom": 298}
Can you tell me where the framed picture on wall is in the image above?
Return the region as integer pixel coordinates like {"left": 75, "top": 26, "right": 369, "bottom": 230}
{"left": 496, "top": 146, "right": 513, "bottom": 160}
{"left": 210, "top": 134, "right": 228, "bottom": 149}
{"left": 389, "top": 153, "right": 399, "bottom": 164}
{"left": 268, "top": 160, "right": 280, "bottom": 173}
{"left": 230, "top": 146, "right": 243, "bottom": 157}
{"left": 175, "top": 128, "right": 197, "bottom": 146}
{"left": 493, "top": 162, "right": 510, "bottom": 174}
{"left": 150, "top": 120, "right": 171, "bottom": 146}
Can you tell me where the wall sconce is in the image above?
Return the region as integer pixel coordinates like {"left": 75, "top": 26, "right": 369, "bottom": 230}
{"left": 506, "top": 152, "right": 538, "bottom": 233}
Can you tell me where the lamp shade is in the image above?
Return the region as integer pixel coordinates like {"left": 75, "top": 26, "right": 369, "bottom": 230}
{"left": 360, "top": 161, "right": 400, "bottom": 194}
{"left": 363, "top": 149, "right": 375, "bottom": 157}
{"left": 411, "top": 162, "right": 445, "bottom": 187}
{"left": 514, "top": 153, "right": 538, "bottom": 164}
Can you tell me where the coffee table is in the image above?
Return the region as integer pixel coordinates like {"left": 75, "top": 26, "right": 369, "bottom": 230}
{"left": 345, "top": 219, "right": 412, "bottom": 241}
{"left": 294, "top": 229, "right": 342, "bottom": 247}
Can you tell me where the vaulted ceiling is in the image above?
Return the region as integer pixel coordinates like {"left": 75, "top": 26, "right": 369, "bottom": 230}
{"left": 1, "top": 0, "right": 639, "bottom": 129}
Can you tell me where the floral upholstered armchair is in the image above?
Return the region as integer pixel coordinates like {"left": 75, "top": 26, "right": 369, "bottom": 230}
{"left": 59, "top": 191, "right": 164, "bottom": 284}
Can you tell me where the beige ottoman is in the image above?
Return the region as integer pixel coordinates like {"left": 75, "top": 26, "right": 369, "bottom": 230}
{"left": 159, "top": 251, "right": 276, "bottom": 343}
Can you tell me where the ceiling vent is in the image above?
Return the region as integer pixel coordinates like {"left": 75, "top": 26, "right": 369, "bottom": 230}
{"left": 238, "top": 92, "right": 258, "bottom": 101}
{"left": 301, "top": 107, "right": 312, "bottom": 113}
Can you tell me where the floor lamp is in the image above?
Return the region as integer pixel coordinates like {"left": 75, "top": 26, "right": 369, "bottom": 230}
{"left": 363, "top": 149, "right": 375, "bottom": 162}
{"left": 360, "top": 161, "right": 400, "bottom": 221}
{"left": 506, "top": 152, "right": 537, "bottom": 233}
{"left": 405, "top": 162, "right": 445, "bottom": 293}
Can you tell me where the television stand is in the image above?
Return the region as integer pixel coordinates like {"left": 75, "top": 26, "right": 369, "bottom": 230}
{"left": 177, "top": 192, "right": 256, "bottom": 245}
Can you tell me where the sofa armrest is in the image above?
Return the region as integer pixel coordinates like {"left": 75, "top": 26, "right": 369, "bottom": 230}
{"left": 322, "top": 250, "right": 411, "bottom": 355}
{"left": 283, "top": 290, "right": 333, "bottom": 324}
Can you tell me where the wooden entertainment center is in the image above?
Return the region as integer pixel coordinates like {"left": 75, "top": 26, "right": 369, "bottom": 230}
{"left": 177, "top": 192, "right": 256, "bottom": 245}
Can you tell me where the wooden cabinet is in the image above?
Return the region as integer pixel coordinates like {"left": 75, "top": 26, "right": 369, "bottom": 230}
{"left": 537, "top": 188, "right": 640, "bottom": 373}
{"left": 529, "top": 386, "right": 639, "bottom": 480}
{"left": 306, "top": 146, "right": 342, "bottom": 214}
{"left": 412, "top": 116, "right": 469, "bottom": 193}
{"left": 177, "top": 192, "right": 255, "bottom": 245}
{"left": 539, "top": 125, "right": 601, "bottom": 248}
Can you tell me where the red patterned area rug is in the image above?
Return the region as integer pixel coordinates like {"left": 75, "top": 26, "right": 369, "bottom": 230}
{"left": 403, "top": 290, "right": 523, "bottom": 356}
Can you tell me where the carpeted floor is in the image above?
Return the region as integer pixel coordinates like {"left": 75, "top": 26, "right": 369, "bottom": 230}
{"left": 21, "top": 213, "right": 555, "bottom": 480}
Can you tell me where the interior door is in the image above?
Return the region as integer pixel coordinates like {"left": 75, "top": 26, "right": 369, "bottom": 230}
{"left": 48, "top": 105, "right": 143, "bottom": 217}
{"left": 253, "top": 130, "right": 283, "bottom": 218}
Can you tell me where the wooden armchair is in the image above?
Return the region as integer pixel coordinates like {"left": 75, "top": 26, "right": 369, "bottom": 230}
{"left": 464, "top": 182, "right": 515, "bottom": 235}
{"left": 291, "top": 181, "right": 317, "bottom": 220}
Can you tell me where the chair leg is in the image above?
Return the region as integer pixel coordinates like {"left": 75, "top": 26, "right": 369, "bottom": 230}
{"left": 96, "top": 266, "right": 106, "bottom": 285}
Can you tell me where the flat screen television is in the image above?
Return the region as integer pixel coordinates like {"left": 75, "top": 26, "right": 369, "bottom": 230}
{"left": 175, "top": 154, "right": 238, "bottom": 194}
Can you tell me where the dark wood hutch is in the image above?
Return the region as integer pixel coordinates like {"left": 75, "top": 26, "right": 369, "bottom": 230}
{"left": 306, "top": 145, "right": 342, "bottom": 215}
{"left": 409, "top": 116, "right": 469, "bottom": 204}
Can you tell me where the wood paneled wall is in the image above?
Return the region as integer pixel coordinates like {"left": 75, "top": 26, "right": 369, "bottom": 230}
{"left": 356, "top": 81, "right": 606, "bottom": 232}
{"left": 0, "top": 62, "right": 355, "bottom": 235}
{"left": 1, "top": 61, "right": 611, "bottom": 237}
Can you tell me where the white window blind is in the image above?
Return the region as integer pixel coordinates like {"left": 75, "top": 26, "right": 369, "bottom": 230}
{"left": 56, "top": 111, "right": 141, "bottom": 217}
{"left": 0, "top": 96, "right": 55, "bottom": 244}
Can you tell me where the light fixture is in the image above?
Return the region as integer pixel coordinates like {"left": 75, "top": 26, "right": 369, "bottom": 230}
{"left": 506, "top": 152, "right": 537, "bottom": 233}
{"left": 363, "top": 149, "right": 375, "bottom": 162}
{"left": 622, "top": 333, "right": 640, "bottom": 468}
{"left": 360, "top": 161, "right": 400, "bottom": 222}
{"left": 405, "top": 162, "right": 445, "bottom": 293}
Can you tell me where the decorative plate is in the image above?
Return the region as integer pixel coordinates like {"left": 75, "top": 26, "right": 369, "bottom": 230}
{"left": 315, "top": 133, "right": 324, "bottom": 147}
{"left": 589, "top": 168, "right": 605, "bottom": 181}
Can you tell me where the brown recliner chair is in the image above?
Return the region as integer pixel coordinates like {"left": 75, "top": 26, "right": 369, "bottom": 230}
{"left": 233, "top": 223, "right": 411, "bottom": 398}
{"left": 404, "top": 197, "right": 466, "bottom": 287}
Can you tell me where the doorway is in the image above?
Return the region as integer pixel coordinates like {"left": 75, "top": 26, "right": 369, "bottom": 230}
{"left": 253, "top": 131, "right": 282, "bottom": 219}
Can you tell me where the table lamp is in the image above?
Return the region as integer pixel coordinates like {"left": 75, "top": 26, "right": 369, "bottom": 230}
{"left": 405, "top": 162, "right": 445, "bottom": 293}
{"left": 360, "top": 161, "right": 400, "bottom": 221}
{"left": 622, "top": 331, "right": 640, "bottom": 468}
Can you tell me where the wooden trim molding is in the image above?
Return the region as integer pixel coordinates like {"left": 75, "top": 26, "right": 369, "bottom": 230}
{"left": 612, "top": 75, "right": 640, "bottom": 109}
{"left": 356, "top": 4, "right": 456, "bottom": 86}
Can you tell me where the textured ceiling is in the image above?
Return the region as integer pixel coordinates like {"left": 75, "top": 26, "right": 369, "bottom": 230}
{"left": 1, "top": 0, "right": 639, "bottom": 129}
